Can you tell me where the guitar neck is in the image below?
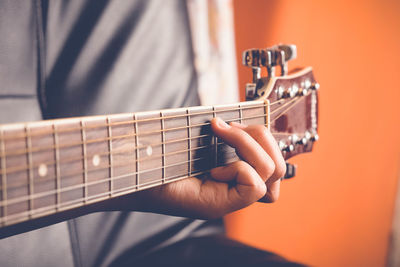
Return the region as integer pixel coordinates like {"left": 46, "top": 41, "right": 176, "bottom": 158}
{"left": 0, "top": 100, "right": 269, "bottom": 227}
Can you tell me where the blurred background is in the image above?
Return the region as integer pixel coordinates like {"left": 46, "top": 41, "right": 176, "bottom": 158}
{"left": 222, "top": 0, "right": 400, "bottom": 266}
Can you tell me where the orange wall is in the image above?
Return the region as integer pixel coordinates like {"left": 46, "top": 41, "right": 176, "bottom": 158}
{"left": 225, "top": 1, "right": 400, "bottom": 266}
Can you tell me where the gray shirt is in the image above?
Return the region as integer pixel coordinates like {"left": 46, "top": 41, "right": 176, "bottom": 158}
{"left": 0, "top": 1, "right": 223, "bottom": 266}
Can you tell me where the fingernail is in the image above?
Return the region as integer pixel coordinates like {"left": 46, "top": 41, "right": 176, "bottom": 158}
{"left": 216, "top": 118, "right": 230, "bottom": 129}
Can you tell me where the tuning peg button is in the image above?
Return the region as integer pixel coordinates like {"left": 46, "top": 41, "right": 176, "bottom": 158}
{"left": 242, "top": 49, "right": 261, "bottom": 68}
{"left": 242, "top": 49, "right": 262, "bottom": 83}
{"left": 311, "top": 133, "right": 319, "bottom": 142}
{"left": 282, "top": 162, "right": 297, "bottom": 179}
{"left": 269, "top": 44, "right": 297, "bottom": 76}
{"left": 310, "top": 82, "right": 320, "bottom": 91}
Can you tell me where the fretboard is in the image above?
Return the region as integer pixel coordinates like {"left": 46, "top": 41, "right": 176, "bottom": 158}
{"left": 0, "top": 100, "right": 269, "bottom": 227}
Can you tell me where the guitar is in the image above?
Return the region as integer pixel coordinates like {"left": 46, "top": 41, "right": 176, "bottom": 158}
{"left": 0, "top": 44, "right": 318, "bottom": 238}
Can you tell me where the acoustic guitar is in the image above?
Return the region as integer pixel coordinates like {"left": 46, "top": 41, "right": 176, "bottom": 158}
{"left": 0, "top": 44, "right": 319, "bottom": 238}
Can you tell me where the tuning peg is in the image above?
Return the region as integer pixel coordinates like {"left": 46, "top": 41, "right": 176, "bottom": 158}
{"left": 311, "top": 133, "right": 319, "bottom": 142}
{"left": 260, "top": 49, "right": 275, "bottom": 77}
{"left": 282, "top": 162, "right": 297, "bottom": 179}
{"left": 310, "top": 82, "right": 320, "bottom": 91}
{"left": 278, "top": 140, "right": 294, "bottom": 152}
{"left": 304, "top": 131, "right": 319, "bottom": 143}
{"left": 242, "top": 49, "right": 261, "bottom": 83}
{"left": 270, "top": 44, "right": 297, "bottom": 76}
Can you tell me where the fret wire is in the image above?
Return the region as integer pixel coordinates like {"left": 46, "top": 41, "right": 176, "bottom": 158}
{"left": 134, "top": 114, "right": 140, "bottom": 189}
{"left": 25, "top": 125, "right": 34, "bottom": 218}
{"left": 160, "top": 111, "right": 166, "bottom": 184}
{"left": 53, "top": 124, "right": 61, "bottom": 210}
{"left": 186, "top": 108, "right": 192, "bottom": 176}
{"left": 239, "top": 103, "right": 243, "bottom": 124}
{"left": 2, "top": 110, "right": 276, "bottom": 158}
{"left": 0, "top": 151, "right": 234, "bottom": 208}
{"left": 0, "top": 111, "right": 294, "bottom": 178}
{"left": 0, "top": 128, "right": 7, "bottom": 224}
{"left": 212, "top": 106, "right": 218, "bottom": 168}
{"left": 0, "top": 100, "right": 278, "bottom": 142}
{"left": 264, "top": 99, "right": 270, "bottom": 129}
{"left": 106, "top": 116, "right": 113, "bottom": 197}
{"left": 80, "top": 120, "right": 88, "bottom": 204}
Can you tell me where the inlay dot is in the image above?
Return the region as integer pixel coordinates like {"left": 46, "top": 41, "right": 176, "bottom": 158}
{"left": 146, "top": 145, "right": 153, "bottom": 156}
{"left": 38, "top": 164, "right": 48, "bottom": 177}
{"left": 92, "top": 154, "right": 101, "bottom": 166}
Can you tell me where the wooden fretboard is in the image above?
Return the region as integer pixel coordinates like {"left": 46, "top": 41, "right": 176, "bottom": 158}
{"left": 0, "top": 100, "right": 269, "bottom": 227}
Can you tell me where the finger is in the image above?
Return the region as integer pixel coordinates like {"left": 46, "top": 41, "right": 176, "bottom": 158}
{"left": 239, "top": 125, "right": 286, "bottom": 202}
{"left": 229, "top": 121, "right": 247, "bottom": 129}
{"left": 210, "top": 161, "right": 267, "bottom": 212}
{"left": 240, "top": 125, "right": 286, "bottom": 183}
{"left": 211, "top": 118, "right": 276, "bottom": 182}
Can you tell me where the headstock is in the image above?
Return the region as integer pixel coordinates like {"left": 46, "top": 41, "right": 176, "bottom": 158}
{"left": 243, "top": 44, "right": 319, "bottom": 179}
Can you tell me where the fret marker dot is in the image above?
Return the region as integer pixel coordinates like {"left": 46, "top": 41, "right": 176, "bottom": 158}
{"left": 92, "top": 154, "right": 101, "bottom": 166}
{"left": 38, "top": 164, "right": 48, "bottom": 177}
{"left": 146, "top": 145, "right": 152, "bottom": 156}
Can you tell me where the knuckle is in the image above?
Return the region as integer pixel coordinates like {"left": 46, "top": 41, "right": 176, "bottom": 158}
{"left": 274, "top": 160, "right": 287, "bottom": 178}
{"left": 254, "top": 181, "right": 267, "bottom": 199}
{"left": 248, "top": 125, "right": 268, "bottom": 139}
{"left": 261, "top": 159, "right": 276, "bottom": 179}
{"left": 233, "top": 160, "right": 251, "bottom": 171}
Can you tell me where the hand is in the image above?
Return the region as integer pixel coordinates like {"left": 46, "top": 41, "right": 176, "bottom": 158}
{"left": 105, "top": 117, "right": 286, "bottom": 219}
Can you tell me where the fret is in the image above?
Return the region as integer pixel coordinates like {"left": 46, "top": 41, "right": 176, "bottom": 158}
{"left": 109, "top": 114, "right": 136, "bottom": 193}
{"left": 25, "top": 125, "right": 34, "bottom": 218}
{"left": 0, "top": 128, "right": 7, "bottom": 224}
{"left": 2, "top": 125, "right": 29, "bottom": 224}
{"left": 188, "top": 106, "right": 214, "bottom": 174}
{"left": 53, "top": 124, "right": 61, "bottom": 210}
{"left": 214, "top": 103, "right": 242, "bottom": 166}
{"left": 163, "top": 109, "right": 189, "bottom": 181}
{"left": 84, "top": 117, "right": 109, "bottom": 199}
{"left": 212, "top": 106, "right": 218, "bottom": 168}
{"left": 134, "top": 113, "right": 140, "bottom": 189}
{"left": 106, "top": 116, "right": 113, "bottom": 197}
{"left": 242, "top": 100, "right": 266, "bottom": 126}
{"left": 135, "top": 111, "right": 163, "bottom": 187}
{"left": 29, "top": 123, "right": 56, "bottom": 213}
{"left": 186, "top": 109, "right": 192, "bottom": 176}
{"left": 80, "top": 120, "right": 88, "bottom": 204}
{"left": 160, "top": 112, "right": 166, "bottom": 184}
{"left": 57, "top": 120, "right": 85, "bottom": 207}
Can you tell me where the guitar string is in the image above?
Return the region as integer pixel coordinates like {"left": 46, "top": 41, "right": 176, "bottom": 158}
{"left": 0, "top": 90, "right": 308, "bottom": 143}
{"left": 0, "top": 97, "right": 304, "bottom": 176}
{"left": 0, "top": 130, "right": 303, "bottom": 193}
{"left": 1, "top": 97, "right": 310, "bottom": 219}
{"left": 0, "top": 97, "right": 305, "bottom": 196}
{"left": 1, "top": 140, "right": 233, "bottom": 190}
{"left": 0, "top": 113, "right": 268, "bottom": 175}
{"left": 0, "top": 97, "right": 306, "bottom": 208}
{"left": 0, "top": 168, "right": 212, "bottom": 225}
{"left": 0, "top": 149, "right": 240, "bottom": 209}
{"left": 0, "top": 100, "right": 285, "bottom": 141}
{"left": 0, "top": 132, "right": 298, "bottom": 190}
{"left": 0, "top": 96, "right": 302, "bottom": 158}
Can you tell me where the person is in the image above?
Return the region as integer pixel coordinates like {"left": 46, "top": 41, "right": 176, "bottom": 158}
{"left": 0, "top": 1, "right": 304, "bottom": 266}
